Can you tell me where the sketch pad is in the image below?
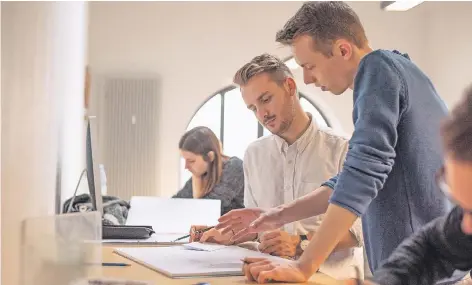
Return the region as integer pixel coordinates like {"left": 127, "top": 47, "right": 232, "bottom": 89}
{"left": 114, "top": 245, "right": 287, "bottom": 278}
{"left": 125, "top": 197, "right": 221, "bottom": 234}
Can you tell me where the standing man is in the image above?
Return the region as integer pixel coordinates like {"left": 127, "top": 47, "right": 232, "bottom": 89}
{"left": 216, "top": 1, "right": 455, "bottom": 283}
{"left": 197, "top": 53, "right": 364, "bottom": 281}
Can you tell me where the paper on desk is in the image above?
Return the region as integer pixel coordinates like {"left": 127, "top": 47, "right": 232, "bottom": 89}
{"left": 114, "top": 245, "right": 288, "bottom": 278}
{"left": 70, "top": 277, "right": 153, "bottom": 285}
{"left": 125, "top": 197, "right": 221, "bottom": 234}
{"left": 182, "top": 242, "right": 227, "bottom": 251}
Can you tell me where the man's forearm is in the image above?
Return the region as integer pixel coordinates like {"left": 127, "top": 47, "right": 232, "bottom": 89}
{"left": 297, "top": 204, "right": 358, "bottom": 276}
{"left": 303, "top": 229, "right": 357, "bottom": 255}
{"left": 279, "top": 186, "right": 333, "bottom": 225}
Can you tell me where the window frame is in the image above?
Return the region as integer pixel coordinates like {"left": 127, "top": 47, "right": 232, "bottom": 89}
{"left": 186, "top": 85, "right": 331, "bottom": 144}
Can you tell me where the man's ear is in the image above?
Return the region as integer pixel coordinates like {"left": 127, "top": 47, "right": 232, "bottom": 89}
{"left": 207, "top": 151, "right": 215, "bottom": 162}
{"left": 286, "top": 77, "right": 297, "bottom": 97}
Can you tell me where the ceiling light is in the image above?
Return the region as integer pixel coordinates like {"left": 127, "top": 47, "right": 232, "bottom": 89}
{"left": 285, "top": 58, "right": 299, "bottom": 70}
{"left": 381, "top": 1, "right": 424, "bottom": 11}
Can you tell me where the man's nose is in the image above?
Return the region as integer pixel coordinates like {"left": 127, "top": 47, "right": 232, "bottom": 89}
{"left": 303, "top": 70, "right": 315, "bottom": 85}
{"left": 257, "top": 109, "right": 268, "bottom": 121}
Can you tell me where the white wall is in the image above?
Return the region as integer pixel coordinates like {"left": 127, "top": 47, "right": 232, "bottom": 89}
{"left": 88, "top": 1, "right": 466, "bottom": 198}
{"left": 423, "top": 2, "right": 472, "bottom": 108}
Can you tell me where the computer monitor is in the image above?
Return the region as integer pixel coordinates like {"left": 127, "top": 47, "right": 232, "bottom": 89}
{"left": 86, "top": 116, "right": 103, "bottom": 214}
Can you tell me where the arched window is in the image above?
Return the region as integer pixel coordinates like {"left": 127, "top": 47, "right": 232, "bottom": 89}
{"left": 179, "top": 87, "right": 330, "bottom": 187}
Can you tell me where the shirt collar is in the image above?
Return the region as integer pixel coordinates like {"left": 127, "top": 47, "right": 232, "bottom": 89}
{"left": 273, "top": 113, "right": 318, "bottom": 155}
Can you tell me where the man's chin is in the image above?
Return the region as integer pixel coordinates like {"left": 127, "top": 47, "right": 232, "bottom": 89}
{"left": 265, "top": 126, "right": 279, "bottom": 135}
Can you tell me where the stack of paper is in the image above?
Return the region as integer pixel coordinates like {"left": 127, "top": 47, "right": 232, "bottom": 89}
{"left": 114, "top": 244, "right": 288, "bottom": 278}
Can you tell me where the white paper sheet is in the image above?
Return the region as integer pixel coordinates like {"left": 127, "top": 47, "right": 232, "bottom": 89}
{"left": 182, "top": 242, "right": 227, "bottom": 251}
{"left": 114, "top": 245, "right": 288, "bottom": 278}
{"left": 125, "top": 197, "right": 221, "bottom": 234}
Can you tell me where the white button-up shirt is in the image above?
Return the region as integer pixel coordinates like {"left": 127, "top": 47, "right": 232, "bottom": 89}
{"left": 243, "top": 114, "right": 364, "bottom": 280}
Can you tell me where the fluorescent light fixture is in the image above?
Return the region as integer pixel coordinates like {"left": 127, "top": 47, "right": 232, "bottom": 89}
{"left": 381, "top": 1, "right": 424, "bottom": 11}
{"left": 285, "top": 57, "right": 300, "bottom": 70}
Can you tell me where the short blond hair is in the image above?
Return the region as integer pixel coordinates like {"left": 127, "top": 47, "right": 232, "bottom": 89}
{"left": 233, "top": 53, "right": 293, "bottom": 86}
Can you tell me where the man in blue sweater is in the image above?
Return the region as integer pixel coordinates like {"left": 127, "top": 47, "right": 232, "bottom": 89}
{"left": 216, "top": 1, "right": 455, "bottom": 283}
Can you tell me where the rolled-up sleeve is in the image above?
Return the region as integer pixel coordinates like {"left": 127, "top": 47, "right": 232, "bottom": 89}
{"left": 328, "top": 55, "right": 407, "bottom": 217}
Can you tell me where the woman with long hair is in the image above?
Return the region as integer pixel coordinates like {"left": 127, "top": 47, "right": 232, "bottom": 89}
{"left": 173, "top": 126, "right": 244, "bottom": 216}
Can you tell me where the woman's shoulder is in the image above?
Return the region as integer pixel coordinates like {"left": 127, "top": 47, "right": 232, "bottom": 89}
{"left": 224, "top": 156, "right": 243, "bottom": 168}
{"left": 222, "top": 156, "right": 243, "bottom": 176}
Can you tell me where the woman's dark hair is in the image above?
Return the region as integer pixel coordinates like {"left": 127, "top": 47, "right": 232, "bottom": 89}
{"left": 179, "top": 126, "right": 228, "bottom": 195}
{"left": 441, "top": 84, "right": 472, "bottom": 162}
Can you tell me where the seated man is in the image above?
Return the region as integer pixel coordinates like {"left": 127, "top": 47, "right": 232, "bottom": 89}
{"left": 363, "top": 84, "right": 472, "bottom": 285}
{"left": 193, "top": 53, "right": 364, "bottom": 281}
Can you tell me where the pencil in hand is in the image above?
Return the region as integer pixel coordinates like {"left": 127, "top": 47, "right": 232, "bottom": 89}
{"left": 173, "top": 226, "right": 215, "bottom": 242}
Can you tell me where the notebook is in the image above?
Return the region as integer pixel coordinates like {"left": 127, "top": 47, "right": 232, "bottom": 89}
{"left": 114, "top": 245, "right": 288, "bottom": 278}
{"left": 125, "top": 197, "right": 221, "bottom": 234}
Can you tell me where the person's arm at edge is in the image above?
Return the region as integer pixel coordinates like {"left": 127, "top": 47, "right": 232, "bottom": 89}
{"left": 295, "top": 54, "right": 406, "bottom": 277}
{"left": 372, "top": 207, "right": 472, "bottom": 285}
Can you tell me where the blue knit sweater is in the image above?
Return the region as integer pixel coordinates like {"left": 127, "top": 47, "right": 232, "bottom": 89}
{"left": 323, "top": 50, "right": 452, "bottom": 273}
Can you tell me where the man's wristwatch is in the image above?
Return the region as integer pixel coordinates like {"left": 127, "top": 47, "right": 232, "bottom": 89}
{"left": 299, "top": 234, "right": 309, "bottom": 251}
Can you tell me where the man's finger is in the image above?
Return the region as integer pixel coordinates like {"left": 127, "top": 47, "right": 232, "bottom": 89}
{"left": 249, "top": 263, "right": 274, "bottom": 283}
{"left": 250, "top": 215, "right": 268, "bottom": 230}
{"left": 220, "top": 222, "right": 245, "bottom": 235}
{"left": 217, "top": 209, "right": 246, "bottom": 224}
{"left": 231, "top": 227, "right": 253, "bottom": 241}
{"left": 261, "top": 244, "right": 284, "bottom": 256}
{"left": 259, "top": 237, "right": 281, "bottom": 252}
{"left": 200, "top": 229, "right": 215, "bottom": 242}
{"left": 242, "top": 262, "right": 254, "bottom": 281}
{"left": 258, "top": 269, "right": 278, "bottom": 284}
{"left": 215, "top": 217, "right": 240, "bottom": 230}
{"left": 259, "top": 230, "right": 280, "bottom": 241}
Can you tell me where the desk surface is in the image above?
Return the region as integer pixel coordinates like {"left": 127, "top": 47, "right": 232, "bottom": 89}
{"left": 101, "top": 245, "right": 343, "bottom": 285}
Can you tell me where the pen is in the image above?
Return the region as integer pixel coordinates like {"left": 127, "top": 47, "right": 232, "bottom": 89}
{"left": 101, "top": 262, "right": 131, "bottom": 267}
{"left": 173, "top": 226, "right": 215, "bottom": 242}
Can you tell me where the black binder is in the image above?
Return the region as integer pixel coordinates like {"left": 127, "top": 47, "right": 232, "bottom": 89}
{"left": 102, "top": 225, "right": 155, "bottom": 239}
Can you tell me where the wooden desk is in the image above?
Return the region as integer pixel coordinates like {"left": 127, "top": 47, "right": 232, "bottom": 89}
{"left": 101, "top": 245, "right": 343, "bottom": 285}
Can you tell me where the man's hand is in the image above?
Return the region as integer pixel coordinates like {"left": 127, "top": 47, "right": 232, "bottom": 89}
{"left": 215, "top": 207, "right": 286, "bottom": 242}
{"left": 258, "top": 230, "right": 300, "bottom": 258}
{"left": 188, "top": 225, "right": 208, "bottom": 242}
{"left": 242, "top": 257, "right": 308, "bottom": 284}
{"left": 200, "top": 228, "right": 234, "bottom": 245}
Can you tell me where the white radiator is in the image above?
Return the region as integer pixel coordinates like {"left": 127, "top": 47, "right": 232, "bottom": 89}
{"left": 100, "top": 77, "right": 159, "bottom": 201}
